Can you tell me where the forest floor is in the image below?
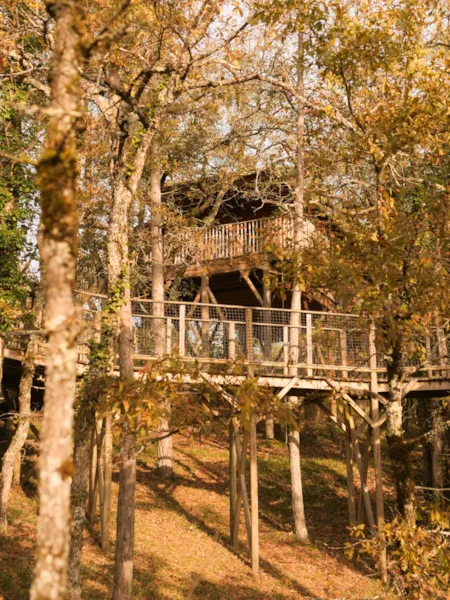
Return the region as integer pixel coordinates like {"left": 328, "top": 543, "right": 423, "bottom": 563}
{"left": 0, "top": 423, "right": 394, "bottom": 600}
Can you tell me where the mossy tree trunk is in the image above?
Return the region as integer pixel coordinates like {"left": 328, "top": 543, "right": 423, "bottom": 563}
{"left": 30, "top": 2, "right": 82, "bottom": 598}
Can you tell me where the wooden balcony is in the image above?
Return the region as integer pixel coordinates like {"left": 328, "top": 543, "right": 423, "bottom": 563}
{"left": 4, "top": 294, "right": 449, "bottom": 397}
{"left": 168, "top": 215, "right": 315, "bottom": 277}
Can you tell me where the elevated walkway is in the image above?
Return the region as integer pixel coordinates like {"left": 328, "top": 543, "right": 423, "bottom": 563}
{"left": 6, "top": 292, "right": 448, "bottom": 398}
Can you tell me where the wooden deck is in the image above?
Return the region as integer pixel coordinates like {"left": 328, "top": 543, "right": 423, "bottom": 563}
{"left": 5, "top": 293, "right": 448, "bottom": 398}
{"left": 166, "top": 215, "right": 315, "bottom": 277}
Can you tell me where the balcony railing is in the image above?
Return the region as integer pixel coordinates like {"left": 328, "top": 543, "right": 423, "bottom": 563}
{"left": 71, "top": 294, "right": 449, "bottom": 382}
{"left": 172, "top": 215, "right": 315, "bottom": 265}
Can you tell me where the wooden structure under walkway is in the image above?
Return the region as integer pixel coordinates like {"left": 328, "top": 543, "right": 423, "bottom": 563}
{"left": 3, "top": 291, "right": 449, "bottom": 578}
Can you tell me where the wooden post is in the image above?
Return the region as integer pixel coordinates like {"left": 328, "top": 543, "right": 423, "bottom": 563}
{"left": 250, "top": 414, "right": 259, "bottom": 575}
{"left": 201, "top": 275, "right": 210, "bottom": 359}
{"left": 344, "top": 411, "right": 356, "bottom": 527}
{"left": 306, "top": 313, "right": 313, "bottom": 377}
{"left": 179, "top": 304, "right": 186, "bottom": 356}
{"left": 340, "top": 329, "right": 348, "bottom": 379}
{"left": 228, "top": 322, "right": 236, "bottom": 360}
{"left": 347, "top": 411, "right": 376, "bottom": 533}
{"left": 233, "top": 426, "right": 252, "bottom": 552}
{"left": 229, "top": 423, "right": 237, "bottom": 544}
{"left": 101, "top": 415, "right": 112, "bottom": 551}
{"left": 166, "top": 317, "right": 172, "bottom": 354}
{"left": 283, "top": 326, "right": 289, "bottom": 375}
{"left": 263, "top": 274, "right": 274, "bottom": 439}
{"left": 369, "top": 323, "right": 387, "bottom": 583}
{"left": 245, "top": 308, "right": 253, "bottom": 370}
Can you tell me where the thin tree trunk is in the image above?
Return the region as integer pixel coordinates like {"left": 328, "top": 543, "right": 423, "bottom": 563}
{"left": 151, "top": 139, "right": 173, "bottom": 479}
{"left": 0, "top": 337, "right": 4, "bottom": 404}
{"left": 109, "top": 127, "right": 154, "bottom": 600}
{"left": 286, "top": 22, "right": 308, "bottom": 543}
{"left": 30, "top": 2, "right": 81, "bottom": 598}
{"left": 0, "top": 336, "right": 35, "bottom": 530}
{"left": 288, "top": 427, "right": 308, "bottom": 540}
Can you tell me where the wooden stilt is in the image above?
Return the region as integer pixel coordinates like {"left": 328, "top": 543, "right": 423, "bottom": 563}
{"left": 233, "top": 424, "right": 252, "bottom": 553}
{"left": 101, "top": 415, "right": 112, "bottom": 550}
{"left": 369, "top": 323, "right": 388, "bottom": 583}
{"left": 344, "top": 411, "right": 356, "bottom": 527}
{"left": 250, "top": 414, "right": 259, "bottom": 575}
{"left": 229, "top": 423, "right": 237, "bottom": 544}
{"left": 346, "top": 411, "right": 376, "bottom": 533}
{"left": 357, "top": 427, "right": 372, "bottom": 524}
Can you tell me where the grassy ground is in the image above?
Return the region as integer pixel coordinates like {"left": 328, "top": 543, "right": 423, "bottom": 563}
{"left": 0, "top": 423, "right": 391, "bottom": 600}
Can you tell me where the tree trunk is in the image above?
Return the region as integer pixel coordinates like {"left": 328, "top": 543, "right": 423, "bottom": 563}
{"left": 285, "top": 25, "right": 308, "bottom": 543}
{"left": 109, "top": 127, "right": 154, "bottom": 600}
{"left": 151, "top": 139, "right": 173, "bottom": 479}
{"left": 288, "top": 427, "right": 308, "bottom": 540}
{"left": 0, "top": 336, "right": 4, "bottom": 403}
{"left": 417, "top": 399, "right": 433, "bottom": 487}
{"left": 0, "top": 336, "right": 35, "bottom": 530}
{"left": 386, "top": 368, "right": 416, "bottom": 526}
{"left": 30, "top": 2, "right": 81, "bottom": 598}
{"left": 68, "top": 402, "right": 93, "bottom": 600}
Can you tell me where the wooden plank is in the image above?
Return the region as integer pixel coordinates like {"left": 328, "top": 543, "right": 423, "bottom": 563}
{"left": 357, "top": 427, "right": 372, "bottom": 524}
{"left": 166, "top": 318, "right": 172, "bottom": 354}
{"left": 340, "top": 330, "right": 348, "bottom": 379}
{"left": 276, "top": 377, "right": 300, "bottom": 400}
{"left": 326, "top": 379, "right": 374, "bottom": 427}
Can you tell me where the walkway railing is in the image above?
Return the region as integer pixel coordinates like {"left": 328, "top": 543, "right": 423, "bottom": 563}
{"left": 74, "top": 293, "right": 449, "bottom": 381}
{"left": 172, "top": 215, "right": 315, "bottom": 264}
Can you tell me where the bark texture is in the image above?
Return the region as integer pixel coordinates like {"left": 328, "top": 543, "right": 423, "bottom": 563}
{"left": 386, "top": 357, "right": 416, "bottom": 526}
{"left": 109, "top": 125, "right": 154, "bottom": 600}
{"left": 151, "top": 139, "right": 173, "bottom": 478}
{"left": 286, "top": 25, "right": 308, "bottom": 542}
{"left": 288, "top": 428, "right": 309, "bottom": 540}
{"left": 30, "top": 2, "right": 81, "bottom": 598}
{"left": 0, "top": 336, "right": 35, "bottom": 530}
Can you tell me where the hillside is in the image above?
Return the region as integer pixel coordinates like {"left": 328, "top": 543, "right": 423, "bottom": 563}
{"left": 0, "top": 428, "right": 388, "bottom": 600}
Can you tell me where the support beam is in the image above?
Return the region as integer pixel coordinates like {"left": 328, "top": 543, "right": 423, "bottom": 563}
{"left": 241, "top": 271, "right": 264, "bottom": 307}
{"left": 344, "top": 413, "right": 356, "bottom": 527}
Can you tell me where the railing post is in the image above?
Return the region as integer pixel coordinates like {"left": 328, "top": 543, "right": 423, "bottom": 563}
{"left": 246, "top": 308, "right": 253, "bottom": 373}
{"left": 228, "top": 322, "right": 236, "bottom": 360}
{"left": 369, "top": 321, "right": 387, "bottom": 584}
{"left": 179, "top": 304, "right": 186, "bottom": 356}
{"left": 306, "top": 313, "right": 313, "bottom": 377}
{"left": 283, "top": 326, "right": 289, "bottom": 375}
{"left": 166, "top": 317, "right": 172, "bottom": 354}
{"left": 340, "top": 329, "right": 348, "bottom": 379}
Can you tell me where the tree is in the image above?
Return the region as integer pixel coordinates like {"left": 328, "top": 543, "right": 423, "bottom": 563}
{"left": 302, "top": 0, "right": 450, "bottom": 523}
{"left": 29, "top": 1, "right": 83, "bottom": 597}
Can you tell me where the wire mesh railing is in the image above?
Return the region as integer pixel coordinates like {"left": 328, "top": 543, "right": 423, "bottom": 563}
{"left": 72, "top": 293, "right": 450, "bottom": 381}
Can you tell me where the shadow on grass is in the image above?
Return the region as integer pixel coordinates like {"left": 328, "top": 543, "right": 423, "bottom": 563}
{"left": 0, "top": 527, "right": 34, "bottom": 600}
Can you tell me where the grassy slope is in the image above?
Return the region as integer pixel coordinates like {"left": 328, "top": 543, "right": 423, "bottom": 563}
{"left": 0, "top": 426, "right": 389, "bottom": 600}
